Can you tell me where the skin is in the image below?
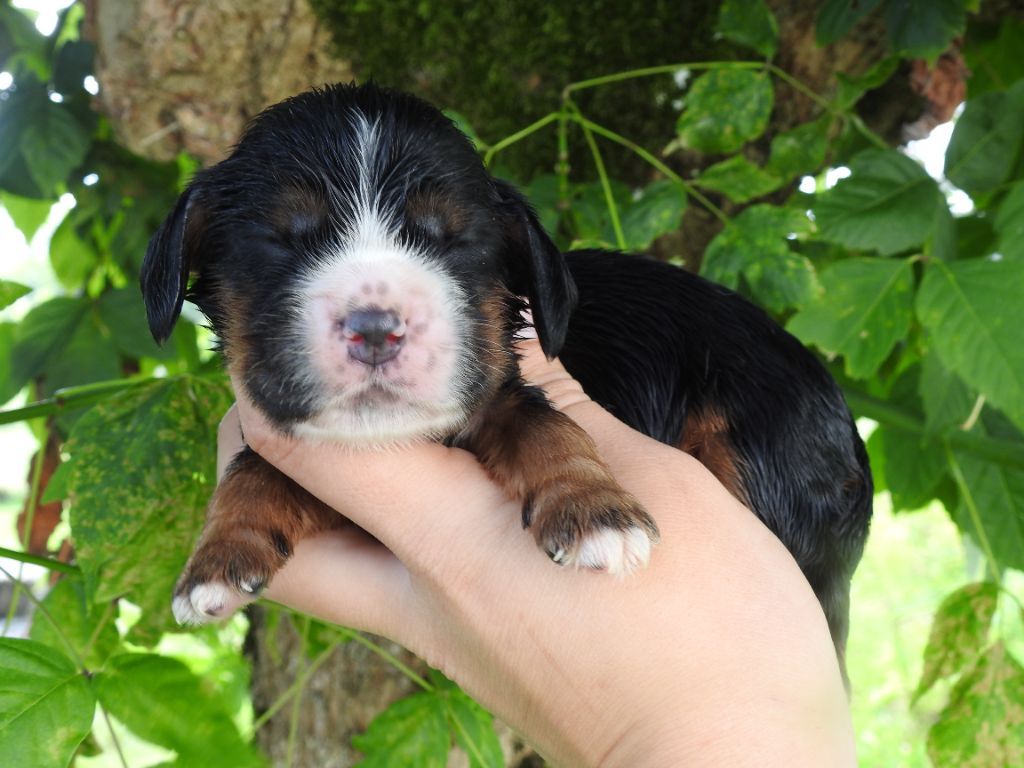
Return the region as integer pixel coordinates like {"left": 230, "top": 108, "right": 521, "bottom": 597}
{"left": 222, "top": 339, "right": 857, "bottom": 767}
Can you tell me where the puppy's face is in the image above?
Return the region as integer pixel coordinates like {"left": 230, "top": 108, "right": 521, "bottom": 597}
{"left": 142, "top": 84, "right": 576, "bottom": 444}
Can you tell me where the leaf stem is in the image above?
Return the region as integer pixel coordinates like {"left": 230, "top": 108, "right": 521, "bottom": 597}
{"left": 842, "top": 388, "right": 1024, "bottom": 471}
{"left": 945, "top": 442, "right": 1002, "bottom": 581}
{"left": 569, "top": 114, "right": 730, "bottom": 225}
{"left": 99, "top": 705, "right": 130, "bottom": 768}
{"left": 252, "top": 640, "right": 338, "bottom": 732}
{"left": 285, "top": 617, "right": 310, "bottom": 768}
{"left": 445, "top": 696, "right": 489, "bottom": 767}
{"left": 0, "top": 545, "right": 80, "bottom": 576}
{"left": 0, "top": 563, "right": 84, "bottom": 668}
{"left": 84, "top": 600, "right": 117, "bottom": 660}
{"left": 483, "top": 111, "right": 561, "bottom": 167}
{"left": 570, "top": 103, "right": 626, "bottom": 249}
{"left": 0, "top": 377, "right": 155, "bottom": 425}
{"left": 338, "top": 627, "right": 434, "bottom": 692}
{"left": 764, "top": 64, "right": 833, "bottom": 112}
{"left": 563, "top": 60, "right": 763, "bottom": 96}
{"left": 3, "top": 434, "right": 47, "bottom": 634}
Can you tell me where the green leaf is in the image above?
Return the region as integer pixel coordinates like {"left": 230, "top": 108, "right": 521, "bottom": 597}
{"left": 816, "top": 0, "right": 883, "bottom": 45}
{"left": 96, "top": 287, "right": 178, "bottom": 361}
{"left": 885, "top": 0, "right": 969, "bottom": 60}
{"left": 675, "top": 69, "right": 774, "bottom": 154}
{"left": 873, "top": 365, "right": 948, "bottom": 511}
{"left": 952, "top": 214, "right": 997, "bottom": 262}
{"left": 963, "top": 20, "right": 1024, "bottom": 98}
{"left": 42, "top": 309, "right": 121, "bottom": 397}
{"left": 920, "top": 350, "right": 976, "bottom": 435}
{"left": 994, "top": 181, "right": 1024, "bottom": 262}
{"left": 0, "top": 279, "right": 30, "bottom": 311}
{"left": 787, "top": 257, "right": 915, "bottom": 379}
{"left": 702, "top": 204, "right": 817, "bottom": 313}
{"left": 49, "top": 217, "right": 99, "bottom": 290}
{"left": 695, "top": 155, "right": 782, "bottom": 203}
{"left": 20, "top": 101, "right": 92, "bottom": 196}
{"left": 522, "top": 174, "right": 561, "bottom": 236}
{"left": 0, "top": 638, "right": 96, "bottom": 768}
{"left": 0, "top": 321, "right": 18, "bottom": 405}
{"left": 928, "top": 201, "right": 957, "bottom": 263}
{"left": 915, "top": 582, "right": 999, "bottom": 701}
{"left": 917, "top": 259, "right": 1024, "bottom": 432}
{"left": 944, "top": 80, "right": 1024, "bottom": 197}
{"left": 0, "top": 192, "right": 53, "bottom": 240}
{"left": 447, "top": 690, "right": 503, "bottom": 768}
{"left": 10, "top": 296, "right": 90, "bottom": 388}
{"left": 867, "top": 421, "right": 947, "bottom": 512}
{"left": 927, "top": 642, "right": 1024, "bottom": 767}
{"left": 715, "top": 0, "right": 778, "bottom": 58}
{"left": 834, "top": 57, "right": 900, "bottom": 111}
{"left": 569, "top": 180, "right": 631, "bottom": 248}
{"left": 953, "top": 447, "right": 1024, "bottom": 571}
{"left": 765, "top": 116, "right": 831, "bottom": 180}
{"left": 301, "top": 618, "right": 352, "bottom": 660}
{"left": 30, "top": 580, "right": 120, "bottom": 670}
{"left": 0, "top": 6, "right": 50, "bottom": 79}
{"left": 353, "top": 691, "right": 450, "bottom": 767}
{"left": 52, "top": 39, "right": 95, "bottom": 97}
{"left": 619, "top": 180, "right": 687, "bottom": 250}
{"left": 64, "top": 376, "right": 233, "bottom": 643}
{"left": 93, "top": 653, "right": 264, "bottom": 767}
{"left": 814, "top": 149, "right": 945, "bottom": 255}
{"left": 0, "top": 77, "right": 49, "bottom": 197}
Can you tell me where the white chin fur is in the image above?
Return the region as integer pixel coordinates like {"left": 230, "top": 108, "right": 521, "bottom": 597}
{"left": 292, "top": 402, "right": 467, "bottom": 445}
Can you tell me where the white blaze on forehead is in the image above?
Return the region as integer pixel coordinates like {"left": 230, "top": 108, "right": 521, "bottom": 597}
{"left": 291, "top": 202, "right": 474, "bottom": 445}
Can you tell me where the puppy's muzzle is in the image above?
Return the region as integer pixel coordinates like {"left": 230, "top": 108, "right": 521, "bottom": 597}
{"left": 341, "top": 307, "right": 407, "bottom": 366}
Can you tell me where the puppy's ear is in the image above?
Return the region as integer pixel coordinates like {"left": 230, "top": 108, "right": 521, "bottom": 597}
{"left": 140, "top": 186, "right": 203, "bottom": 344}
{"left": 495, "top": 180, "right": 578, "bottom": 359}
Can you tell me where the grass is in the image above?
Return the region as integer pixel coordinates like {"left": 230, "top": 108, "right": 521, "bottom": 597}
{"left": 847, "top": 495, "right": 969, "bottom": 767}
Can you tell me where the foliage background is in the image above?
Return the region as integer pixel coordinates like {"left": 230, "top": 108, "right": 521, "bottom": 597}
{"left": 2, "top": 0, "right": 1024, "bottom": 766}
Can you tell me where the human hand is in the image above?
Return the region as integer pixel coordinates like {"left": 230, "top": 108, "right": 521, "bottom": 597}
{"left": 221, "top": 339, "right": 855, "bottom": 767}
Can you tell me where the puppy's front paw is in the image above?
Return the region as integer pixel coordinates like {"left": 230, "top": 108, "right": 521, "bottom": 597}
{"left": 526, "top": 484, "right": 659, "bottom": 576}
{"left": 172, "top": 534, "right": 287, "bottom": 625}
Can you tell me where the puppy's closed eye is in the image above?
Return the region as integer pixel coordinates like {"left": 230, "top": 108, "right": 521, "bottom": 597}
{"left": 404, "top": 189, "right": 468, "bottom": 247}
{"left": 271, "top": 186, "right": 330, "bottom": 241}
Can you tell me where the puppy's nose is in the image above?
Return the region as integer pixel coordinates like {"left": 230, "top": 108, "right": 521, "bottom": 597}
{"left": 342, "top": 308, "right": 406, "bottom": 366}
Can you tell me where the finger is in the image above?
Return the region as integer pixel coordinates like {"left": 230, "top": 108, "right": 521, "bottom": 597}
{"left": 514, "top": 336, "right": 590, "bottom": 411}
{"left": 262, "top": 527, "right": 414, "bottom": 642}
{"left": 231, "top": 377, "right": 523, "bottom": 566}
{"left": 217, "top": 405, "right": 246, "bottom": 480}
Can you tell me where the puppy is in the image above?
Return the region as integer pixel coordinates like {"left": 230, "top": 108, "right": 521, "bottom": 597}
{"left": 142, "top": 83, "right": 871, "bottom": 674}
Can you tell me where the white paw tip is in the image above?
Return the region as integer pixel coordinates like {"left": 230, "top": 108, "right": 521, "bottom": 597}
{"left": 573, "top": 526, "right": 652, "bottom": 576}
{"left": 172, "top": 581, "right": 245, "bottom": 626}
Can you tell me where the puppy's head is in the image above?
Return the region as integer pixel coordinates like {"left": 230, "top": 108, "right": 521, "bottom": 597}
{"left": 141, "top": 83, "right": 576, "bottom": 443}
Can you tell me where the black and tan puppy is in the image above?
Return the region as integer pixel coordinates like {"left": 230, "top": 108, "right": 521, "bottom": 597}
{"left": 142, "top": 83, "right": 871, "bottom": 673}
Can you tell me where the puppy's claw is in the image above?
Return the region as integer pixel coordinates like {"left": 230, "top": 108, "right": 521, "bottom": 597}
{"left": 548, "top": 546, "right": 567, "bottom": 564}
{"left": 531, "top": 486, "right": 659, "bottom": 576}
